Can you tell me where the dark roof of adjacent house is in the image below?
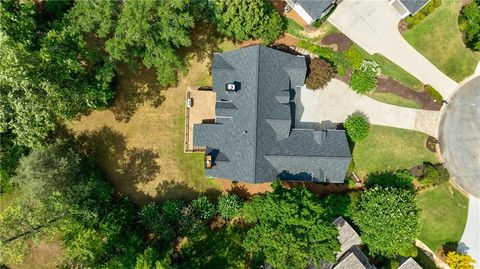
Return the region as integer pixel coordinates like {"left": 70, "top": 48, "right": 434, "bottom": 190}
{"left": 334, "top": 246, "right": 376, "bottom": 269}
{"left": 399, "top": 0, "right": 430, "bottom": 15}
{"left": 398, "top": 258, "right": 422, "bottom": 269}
{"left": 292, "top": 0, "right": 335, "bottom": 21}
{"left": 193, "top": 45, "right": 351, "bottom": 184}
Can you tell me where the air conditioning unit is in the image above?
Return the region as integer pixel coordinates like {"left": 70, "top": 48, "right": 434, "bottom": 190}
{"left": 186, "top": 98, "right": 193, "bottom": 108}
{"left": 226, "top": 83, "right": 236, "bottom": 91}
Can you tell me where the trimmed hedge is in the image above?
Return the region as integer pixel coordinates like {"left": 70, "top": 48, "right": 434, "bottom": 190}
{"left": 404, "top": 0, "right": 442, "bottom": 29}
{"left": 344, "top": 114, "right": 370, "bottom": 142}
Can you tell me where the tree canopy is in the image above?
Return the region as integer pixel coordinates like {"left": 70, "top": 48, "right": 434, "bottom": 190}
{"left": 104, "top": 0, "right": 194, "bottom": 87}
{"left": 353, "top": 186, "right": 420, "bottom": 257}
{"left": 211, "top": 0, "right": 285, "bottom": 44}
{"left": 242, "top": 181, "right": 340, "bottom": 269}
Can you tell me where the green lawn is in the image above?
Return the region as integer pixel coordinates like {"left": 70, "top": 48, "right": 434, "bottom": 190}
{"left": 352, "top": 125, "right": 437, "bottom": 177}
{"left": 367, "top": 92, "right": 422, "bottom": 109}
{"left": 354, "top": 45, "right": 424, "bottom": 91}
{"left": 403, "top": 1, "right": 480, "bottom": 82}
{"left": 417, "top": 183, "right": 468, "bottom": 252}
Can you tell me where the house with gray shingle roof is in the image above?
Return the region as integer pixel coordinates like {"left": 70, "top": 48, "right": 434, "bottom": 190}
{"left": 389, "top": 0, "right": 431, "bottom": 18}
{"left": 193, "top": 45, "right": 351, "bottom": 184}
{"left": 285, "top": 0, "right": 337, "bottom": 25}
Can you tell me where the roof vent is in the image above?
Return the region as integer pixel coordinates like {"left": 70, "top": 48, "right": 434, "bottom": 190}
{"left": 226, "top": 83, "right": 236, "bottom": 91}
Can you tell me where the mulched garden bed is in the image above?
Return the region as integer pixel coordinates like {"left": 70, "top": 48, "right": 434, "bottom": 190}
{"left": 425, "top": 136, "right": 438, "bottom": 152}
{"left": 321, "top": 33, "right": 353, "bottom": 52}
{"left": 376, "top": 77, "right": 442, "bottom": 111}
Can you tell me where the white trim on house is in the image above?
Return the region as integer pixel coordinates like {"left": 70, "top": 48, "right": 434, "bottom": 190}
{"left": 292, "top": 3, "right": 314, "bottom": 25}
{"left": 389, "top": 0, "right": 411, "bottom": 19}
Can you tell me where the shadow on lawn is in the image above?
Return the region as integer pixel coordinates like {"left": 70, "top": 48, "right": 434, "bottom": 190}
{"left": 76, "top": 126, "right": 161, "bottom": 204}
{"left": 111, "top": 63, "right": 166, "bottom": 123}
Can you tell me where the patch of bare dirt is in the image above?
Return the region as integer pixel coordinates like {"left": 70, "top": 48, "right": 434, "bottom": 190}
{"left": 321, "top": 33, "right": 353, "bottom": 52}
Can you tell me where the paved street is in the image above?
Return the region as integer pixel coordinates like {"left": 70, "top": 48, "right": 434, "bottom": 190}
{"left": 459, "top": 196, "right": 480, "bottom": 269}
{"left": 439, "top": 76, "right": 480, "bottom": 197}
{"left": 295, "top": 79, "right": 440, "bottom": 137}
{"left": 328, "top": 0, "right": 458, "bottom": 98}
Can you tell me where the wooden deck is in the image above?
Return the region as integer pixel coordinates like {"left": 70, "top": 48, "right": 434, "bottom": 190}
{"left": 184, "top": 86, "right": 216, "bottom": 152}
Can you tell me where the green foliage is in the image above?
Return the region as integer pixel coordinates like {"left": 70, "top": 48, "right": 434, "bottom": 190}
{"left": 180, "top": 223, "right": 248, "bottom": 268}
{"left": 344, "top": 114, "right": 370, "bottom": 142}
{"left": 345, "top": 46, "right": 364, "bottom": 70}
{"left": 218, "top": 193, "right": 242, "bottom": 220}
{"left": 0, "top": 0, "right": 37, "bottom": 46}
{"left": 405, "top": 0, "right": 442, "bottom": 29}
{"left": 298, "top": 40, "right": 351, "bottom": 75}
{"left": 211, "top": 0, "right": 285, "bottom": 44}
{"left": 460, "top": 1, "right": 480, "bottom": 51}
{"left": 321, "top": 192, "right": 358, "bottom": 220}
{"left": 365, "top": 170, "right": 414, "bottom": 190}
{"left": 387, "top": 259, "right": 400, "bottom": 269}
{"left": 353, "top": 187, "right": 420, "bottom": 258}
{"left": 191, "top": 196, "right": 217, "bottom": 221}
{"left": 421, "top": 162, "right": 449, "bottom": 186}
{"left": 134, "top": 247, "right": 173, "bottom": 269}
{"left": 139, "top": 203, "right": 175, "bottom": 242}
{"left": 66, "top": 0, "right": 118, "bottom": 38}
{"left": 0, "top": 142, "right": 145, "bottom": 267}
{"left": 0, "top": 5, "right": 115, "bottom": 148}
{"left": 242, "top": 181, "right": 340, "bottom": 269}
{"left": 306, "top": 58, "right": 335, "bottom": 89}
{"left": 105, "top": 0, "right": 193, "bottom": 87}
{"left": 349, "top": 60, "right": 380, "bottom": 94}
{"left": 424, "top": 84, "right": 443, "bottom": 102}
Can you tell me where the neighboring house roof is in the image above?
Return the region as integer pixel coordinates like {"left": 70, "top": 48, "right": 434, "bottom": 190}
{"left": 193, "top": 45, "right": 351, "bottom": 184}
{"left": 292, "top": 0, "right": 335, "bottom": 21}
{"left": 398, "top": 258, "right": 422, "bottom": 269}
{"left": 399, "top": 0, "right": 430, "bottom": 15}
{"left": 334, "top": 246, "right": 376, "bottom": 269}
{"left": 333, "top": 217, "right": 363, "bottom": 259}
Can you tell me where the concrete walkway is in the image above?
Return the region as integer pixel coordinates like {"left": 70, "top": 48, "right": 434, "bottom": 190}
{"left": 328, "top": 0, "right": 458, "bottom": 99}
{"left": 295, "top": 79, "right": 440, "bottom": 137}
{"left": 459, "top": 196, "right": 480, "bottom": 269}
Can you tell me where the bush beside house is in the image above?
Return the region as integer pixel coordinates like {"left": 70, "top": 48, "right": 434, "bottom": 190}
{"left": 404, "top": 0, "right": 442, "bottom": 29}
{"left": 344, "top": 114, "right": 370, "bottom": 142}
{"left": 306, "top": 58, "right": 336, "bottom": 89}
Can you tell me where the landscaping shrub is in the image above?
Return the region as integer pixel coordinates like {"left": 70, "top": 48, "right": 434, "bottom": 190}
{"left": 344, "top": 114, "right": 370, "bottom": 142}
{"left": 349, "top": 60, "right": 380, "bottom": 94}
{"left": 298, "top": 40, "right": 351, "bottom": 75}
{"left": 218, "top": 193, "right": 242, "bottom": 220}
{"left": 459, "top": 1, "right": 480, "bottom": 51}
{"left": 424, "top": 85, "right": 443, "bottom": 102}
{"left": 306, "top": 58, "right": 335, "bottom": 89}
{"left": 421, "top": 162, "right": 449, "bottom": 186}
{"left": 404, "top": 0, "right": 442, "bottom": 29}
{"left": 387, "top": 259, "right": 400, "bottom": 269}
{"left": 446, "top": 251, "right": 475, "bottom": 269}
{"left": 191, "top": 196, "right": 217, "bottom": 221}
{"left": 366, "top": 170, "right": 414, "bottom": 191}
{"left": 345, "top": 46, "right": 363, "bottom": 70}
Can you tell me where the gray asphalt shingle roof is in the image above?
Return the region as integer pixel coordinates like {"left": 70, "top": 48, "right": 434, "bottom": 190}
{"left": 292, "top": 0, "right": 335, "bottom": 21}
{"left": 193, "top": 45, "right": 351, "bottom": 183}
{"left": 399, "top": 0, "right": 430, "bottom": 15}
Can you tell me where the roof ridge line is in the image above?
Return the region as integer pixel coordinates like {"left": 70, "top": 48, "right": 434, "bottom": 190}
{"left": 252, "top": 45, "right": 261, "bottom": 182}
{"left": 264, "top": 154, "right": 352, "bottom": 158}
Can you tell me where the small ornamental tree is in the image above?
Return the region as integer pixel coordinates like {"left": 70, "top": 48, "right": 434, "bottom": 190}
{"left": 344, "top": 114, "right": 370, "bottom": 142}
{"left": 460, "top": 1, "right": 480, "bottom": 51}
{"left": 446, "top": 251, "right": 475, "bottom": 269}
{"left": 306, "top": 58, "right": 335, "bottom": 90}
{"left": 218, "top": 193, "right": 242, "bottom": 220}
{"left": 353, "top": 186, "right": 420, "bottom": 257}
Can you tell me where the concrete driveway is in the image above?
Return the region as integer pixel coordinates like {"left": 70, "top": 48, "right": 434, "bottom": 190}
{"left": 295, "top": 79, "right": 440, "bottom": 137}
{"left": 439, "top": 76, "right": 480, "bottom": 197}
{"left": 328, "top": 0, "right": 458, "bottom": 98}
{"left": 459, "top": 196, "right": 480, "bottom": 269}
